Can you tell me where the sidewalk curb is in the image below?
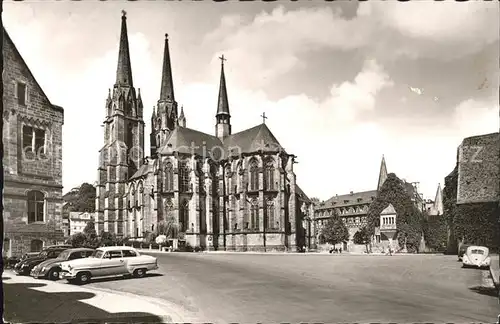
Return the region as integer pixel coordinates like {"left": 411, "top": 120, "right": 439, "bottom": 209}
{"left": 137, "top": 249, "right": 444, "bottom": 256}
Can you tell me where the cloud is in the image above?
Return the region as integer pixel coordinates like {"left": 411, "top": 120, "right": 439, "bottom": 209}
{"left": 204, "top": 3, "right": 498, "bottom": 89}
{"left": 453, "top": 98, "right": 499, "bottom": 136}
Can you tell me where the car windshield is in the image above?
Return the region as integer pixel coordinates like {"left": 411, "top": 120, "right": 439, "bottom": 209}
{"left": 39, "top": 251, "right": 48, "bottom": 257}
{"left": 57, "top": 251, "right": 70, "bottom": 259}
{"left": 91, "top": 250, "right": 104, "bottom": 258}
{"left": 470, "top": 249, "right": 485, "bottom": 255}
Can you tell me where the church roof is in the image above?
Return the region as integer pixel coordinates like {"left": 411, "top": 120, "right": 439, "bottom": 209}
{"left": 295, "top": 184, "right": 311, "bottom": 203}
{"left": 158, "top": 126, "right": 223, "bottom": 159}
{"left": 380, "top": 203, "right": 396, "bottom": 215}
{"left": 130, "top": 162, "right": 153, "bottom": 180}
{"left": 317, "top": 190, "right": 378, "bottom": 210}
{"left": 223, "top": 123, "right": 285, "bottom": 156}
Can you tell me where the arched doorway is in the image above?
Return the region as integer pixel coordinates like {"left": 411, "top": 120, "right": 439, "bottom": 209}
{"left": 30, "top": 239, "right": 43, "bottom": 252}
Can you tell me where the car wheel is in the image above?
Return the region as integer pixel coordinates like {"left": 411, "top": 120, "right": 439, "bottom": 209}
{"left": 76, "top": 272, "right": 91, "bottom": 285}
{"left": 48, "top": 268, "right": 60, "bottom": 281}
{"left": 133, "top": 268, "right": 146, "bottom": 278}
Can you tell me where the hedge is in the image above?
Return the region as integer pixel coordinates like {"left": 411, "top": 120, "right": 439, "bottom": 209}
{"left": 442, "top": 165, "right": 458, "bottom": 254}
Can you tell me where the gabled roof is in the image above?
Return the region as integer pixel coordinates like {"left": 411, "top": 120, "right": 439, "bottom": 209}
{"left": 317, "top": 190, "right": 378, "bottom": 210}
{"left": 223, "top": 123, "right": 285, "bottom": 156}
{"left": 380, "top": 203, "right": 396, "bottom": 215}
{"left": 158, "top": 126, "right": 223, "bottom": 159}
{"left": 3, "top": 27, "right": 63, "bottom": 113}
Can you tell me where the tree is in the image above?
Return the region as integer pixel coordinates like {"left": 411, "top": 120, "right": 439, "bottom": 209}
{"left": 66, "top": 232, "right": 86, "bottom": 248}
{"left": 320, "top": 212, "right": 349, "bottom": 246}
{"left": 159, "top": 214, "right": 179, "bottom": 239}
{"left": 422, "top": 214, "right": 448, "bottom": 252}
{"left": 99, "top": 231, "right": 117, "bottom": 246}
{"left": 366, "top": 173, "right": 424, "bottom": 253}
{"left": 353, "top": 226, "right": 371, "bottom": 253}
{"left": 63, "top": 183, "right": 96, "bottom": 214}
{"left": 83, "top": 221, "right": 99, "bottom": 248}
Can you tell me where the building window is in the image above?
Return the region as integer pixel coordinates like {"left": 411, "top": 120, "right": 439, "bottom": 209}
{"left": 164, "top": 162, "right": 174, "bottom": 191}
{"left": 264, "top": 160, "right": 274, "bottom": 190}
{"left": 249, "top": 160, "right": 259, "bottom": 191}
{"left": 23, "top": 125, "right": 46, "bottom": 155}
{"left": 137, "top": 182, "right": 143, "bottom": 206}
{"left": 27, "top": 190, "right": 45, "bottom": 223}
{"left": 17, "top": 82, "right": 27, "bottom": 105}
{"left": 30, "top": 239, "right": 43, "bottom": 252}
{"left": 179, "top": 161, "right": 190, "bottom": 192}
{"left": 129, "top": 184, "right": 135, "bottom": 208}
{"left": 250, "top": 199, "right": 259, "bottom": 230}
{"left": 266, "top": 198, "right": 276, "bottom": 229}
{"left": 179, "top": 200, "right": 189, "bottom": 232}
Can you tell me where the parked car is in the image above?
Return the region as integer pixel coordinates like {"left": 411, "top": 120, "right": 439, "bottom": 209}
{"left": 14, "top": 247, "right": 70, "bottom": 276}
{"left": 30, "top": 248, "right": 94, "bottom": 280}
{"left": 458, "top": 244, "right": 471, "bottom": 261}
{"left": 60, "top": 246, "right": 158, "bottom": 285}
{"left": 462, "top": 246, "right": 491, "bottom": 269}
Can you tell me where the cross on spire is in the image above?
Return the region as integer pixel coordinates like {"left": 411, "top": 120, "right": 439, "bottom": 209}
{"left": 219, "top": 54, "right": 227, "bottom": 65}
{"left": 261, "top": 112, "right": 268, "bottom": 124}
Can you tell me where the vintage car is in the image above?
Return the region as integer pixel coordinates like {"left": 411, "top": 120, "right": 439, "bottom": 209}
{"left": 14, "top": 246, "right": 70, "bottom": 276}
{"left": 59, "top": 246, "right": 158, "bottom": 284}
{"left": 458, "top": 243, "right": 471, "bottom": 261}
{"left": 462, "top": 246, "right": 491, "bottom": 269}
{"left": 30, "top": 248, "right": 94, "bottom": 280}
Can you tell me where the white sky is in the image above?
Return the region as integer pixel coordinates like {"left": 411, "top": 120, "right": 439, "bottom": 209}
{"left": 4, "top": 1, "right": 499, "bottom": 201}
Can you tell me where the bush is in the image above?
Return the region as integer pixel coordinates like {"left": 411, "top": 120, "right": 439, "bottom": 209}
{"left": 422, "top": 215, "right": 447, "bottom": 252}
{"left": 319, "top": 210, "right": 349, "bottom": 246}
{"left": 454, "top": 202, "right": 499, "bottom": 248}
{"left": 442, "top": 166, "right": 458, "bottom": 254}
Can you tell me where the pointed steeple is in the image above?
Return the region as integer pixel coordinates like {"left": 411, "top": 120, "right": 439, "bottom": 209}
{"left": 216, "top": 54, "right": 230, "bottom": 116}
{"left": 434, "top": 183, "right": 443, "bottom": 215}
{"left": 377, "top": 154, "right": 388, "bottom": 191}
{"left": 160, "top": 34, "right": 175, "bottom": 102}
{"left": 115, "top": 10, "right": 133, "bottom": 87}
{"left": 178, "top": 106, "right": 186, "bottom": 127}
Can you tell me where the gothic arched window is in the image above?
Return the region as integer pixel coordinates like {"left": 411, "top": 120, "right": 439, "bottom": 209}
{"left": 129, "top": 184, "right": 136, "bottom": 208}
{"left": 27, "top": 190, "right": 45, "bottom": 223}
{"left": 179, "top": 161, "right": 190, "bottom": 192}
{"left": 165, "top": 162, "right": 174, "bottom": 191}
{"left": 137, "top": 182, "right": 144, "bottom": 206}
{"left": 266, "top": 198, "right": 275, "bottom": 229}
{"left": 250, "top": 199, "right": 259, "bottom": 230}
{"left": 249, "top": 159, "right": 259, "bottom": 191}
{"left": 264, "top": 159, "right": 274, "bottom": 190}
{"left": 179, "top": 200, "right": 189, "bottom": 232}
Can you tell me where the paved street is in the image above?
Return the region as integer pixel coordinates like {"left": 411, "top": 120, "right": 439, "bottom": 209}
{"left": 81, "top": 252, "right": 498, "bottom": 323}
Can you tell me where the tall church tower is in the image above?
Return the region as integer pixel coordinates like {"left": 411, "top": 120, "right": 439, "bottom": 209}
{"left": 151, "top": 34, "right": 178, "bottom": 157}
{"left": 215, "top": 55, "right": 231, "bottom": 140}
{"left": 96, "top": 11, "right": 145, "bottom": 235}
{"left": 377, "top": 155, "right": 388, "bottom": 191}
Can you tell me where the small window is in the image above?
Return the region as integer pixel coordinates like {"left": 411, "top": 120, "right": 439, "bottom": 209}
{"left": 104, "top": 250, "right": 123, "bottom": 259}
{"left": 23, "top": 126, "right": 33, "bottom": 153}
{"left": 23, "top": 126, "right": 46, "bottom": 155}
{"left": 123, "top": 249, "right": 138, "bottom": 257}
{"left": 17, "top": 82, "right": 26, "bottom": 105}
{"left": 68, "top": 252, "right": 81, "bottom": 260}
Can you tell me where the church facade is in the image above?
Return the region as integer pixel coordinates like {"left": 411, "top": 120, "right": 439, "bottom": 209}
{"left": 94, "top": 12, "right": 312, "bottom": 252}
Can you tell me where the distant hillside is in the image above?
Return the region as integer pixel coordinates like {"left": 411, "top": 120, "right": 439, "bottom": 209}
{"left": 63, "top": 183, "right": 96, "bottom": 218}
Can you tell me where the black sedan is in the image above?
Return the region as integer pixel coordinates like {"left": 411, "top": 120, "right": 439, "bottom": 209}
{"left": 31, "top": 248, "right": 94, "bottom": 280}
{"left": 14, "top": 247, "right": 69, "bottom": 276}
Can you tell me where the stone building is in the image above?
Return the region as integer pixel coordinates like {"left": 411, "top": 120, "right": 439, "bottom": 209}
{"left": 313, "top": 156, "right": 424, "bottom": 252}
{"left": 456, "top": 132, "right": 499, "bottom": 205}
{"left": 94, "top": 12, "right": 311, "bottom": 252}
{"left": 2, "top": 28, "right": 65, "bottom": 257}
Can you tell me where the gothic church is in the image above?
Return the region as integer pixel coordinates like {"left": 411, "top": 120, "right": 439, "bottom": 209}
{"left": 94, "top": 12, "right": 312, "bottom": 252}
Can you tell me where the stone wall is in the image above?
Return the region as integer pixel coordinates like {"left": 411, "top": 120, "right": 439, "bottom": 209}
{"left": 457, "top": 132, "right": 499, "bottom": 204}
{"left": 3, "top": 29, "right": 64, "bottom": 257}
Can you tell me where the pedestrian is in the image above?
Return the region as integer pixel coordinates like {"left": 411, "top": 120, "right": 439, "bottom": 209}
{"left": 339, "top": 247, "right": 342, "bottom": 253}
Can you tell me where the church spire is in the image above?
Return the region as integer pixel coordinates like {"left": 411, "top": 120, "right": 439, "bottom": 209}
{"left": 215, "top": 54, "right": 231, "bottom": 139}
{"left": 377, "top": 154, "right": 388, "bottom": 191}
{"left": 178, "top": 106, "right": 186, "bottom": 127}
{"left": 160, "top": 33, "right": 175, "bottom": 101}
{"left": 216, "top": 54, "right": 230, "bottom": 116}
{"left": 434, "top": 183, "right": 443, "bottom": 215}
{"left": 115, "top": 10, "right": 133, "bottom": 88}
